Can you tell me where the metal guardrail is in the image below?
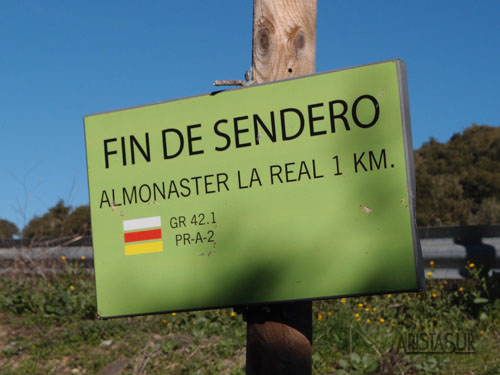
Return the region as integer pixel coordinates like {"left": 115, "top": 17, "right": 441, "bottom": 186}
{"left": 1, "top": 226, "right": 499, "bottom": 279}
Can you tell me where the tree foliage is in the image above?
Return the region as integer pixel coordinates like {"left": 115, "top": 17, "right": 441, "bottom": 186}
{"left": 0, "top": 219, "right": 19, "bottom": 239}
{"left": 22, "top": 200, "right": 91, "bottom": 238}
{"left": 14, "top": 125, "right": 500, "bottom": 238}
{"left": 415, "top": 124, "right": 500, "bottom": 226}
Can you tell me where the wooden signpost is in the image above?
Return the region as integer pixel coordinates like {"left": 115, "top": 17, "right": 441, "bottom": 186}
{"left": 84, "top": 1, "right": 424, "bottom": 374}
{"left": 246, "top": 1, "right": 316, "bottom": 374}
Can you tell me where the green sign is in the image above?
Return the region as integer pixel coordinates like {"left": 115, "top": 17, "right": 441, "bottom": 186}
{"left": 84, "top": 59, "right": 424, "bottom": 318}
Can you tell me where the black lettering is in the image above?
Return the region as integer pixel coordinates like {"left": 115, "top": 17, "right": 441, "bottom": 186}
{"left": 168, "top": 180, "right": 180, "bottom": 198}
{"left": 130, "top": 133, "right": 151, "bottom": 164}
{"left": 204, "top": 174, "right": 215, "bottom": 194}
{"left": 103, "top": 138, "right": 117, "bottom": 169}
{"left": 369, "top": 149, "right": 387, "bottom": 170}
{"left": 354, "top": 152, "right": 367, "bottom": 173}
{"left": 111, "top": 190, "right": 121, "bottom": 206}
{"left": 139, "top": 184, "right": 151, "bottom": 202}
{"left": 162, "top": 128, "right": 184, "bottom": 159}
{"left": 237, "top": 170, "right": 248, "bottom": 189}
{"left": 307, "top": 103, "right": 326, "bottom": 136}
{"left": 191, "top": 176, "right": 202, "bottom": 195}
{"left": 121, "top": 136, "right": 127, "bottom": 166}
{"left": 100, "top": 190, "right": 111, "bottom": 208}
{"left": 195, "top": 232, "right": 203, "bottom": 243}
{"left": 253, "top": 112, "right": 277, "bottom": 145}
{"left": 280, "top": 108, "right": 304, "bottom": 141}
{"left": 214, "top": 119, "right": 231, "bottom": 151}
{"left": 352, "top": 95, "right": 379, "bottom": 128}
{"left": 250, "top": 168, "right": 262, "bottom": 187}
{"left": 329, "top": 99, "right": 350, "bottom": 132}
{"left": 179, "top": 178, "right": 191, "bottom": 197}
{"left": 187, "top": 124, "right": 204, "bottom": 156}
{"left": 123, "top": 186, "right": 137, "bottom": 205}
{"left": 234, "top": 116, "right": 251, "bottom": 148}
{"left": 216, "top": 173, "right": 229, "bottom": 192}
{"left": 285, "top": 162, "right": 297, "bottom": 182}
{"left": 298, "top": 161, "right": 311, "bottom": 180}
{"left": 153, "top": 182, "right": 165, "bottom": 200}
{"left": 270, "top": 164, "right": 283, "bottom": 184}
{"left": 312, "top": 159, "right": 324, "bottom": 179}
{"left": 175, "top": 234, "right": 182, "bottom": 246}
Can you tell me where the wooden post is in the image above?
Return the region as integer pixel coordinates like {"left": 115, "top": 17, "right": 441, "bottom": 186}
{"left": 246, "top": 1, "right": 317, "bottom": 374}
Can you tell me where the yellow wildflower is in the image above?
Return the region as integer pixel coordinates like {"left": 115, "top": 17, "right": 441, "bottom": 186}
{"left": 231, "top": 311, "right": 236, "bottom": 317}
{"left": 430, "top": 260, "right": 434, "bottom": 266}
{"left": 366, "top": 319, "right": 371, "bottom": 323}
{"left": 81, "top": 255, "right": 86, "bottom": 260}
{"left": 358, "top": 303, "right": 364, "bottom": 308}
{"left": 327, "top": 312, "right": 333, "bottom": 316}
{"left": 365, "top": 307, "right": 369, "bottom": 312}
{"left": 355, "top": 313, "right": 360, "bottom": 318}
{"left": 387, "top": 294, "right": 392, "bottom": 299}
{"left": 372, "top": 307, "right": 376, "bottom": 311}
{"left": 469, "top": 263, "right": 475, "bottom": 268}
{"left": 386, "top": 329, "right": 390, "bottom": 333}
{"left": 459, "top": 287, "right": 464, "bottom": 292}
{"left": 171, "top": 312, "right": 177, "bottom": 316}
{"left": 317, "top": 313, "right": 323, "bottom": 321}
{"left": 432, "top": 293, "right": 437, "bottom": 298}
{"left": 69, "top": 285, "right": 75, "bottom": 291}
{"left": 427, "top": 271, "right": 433, "bottom": 277}
{"left": 161, "top": 319, "right": 167, "bottom": 324}
{"left": 60, "top": 255, "right": 66, "bottom": 261}
{"left": 480, "top": 330, "right": 485, "bottom": 335}
{"left": 341, "top": 297, "right": 347, "bottom": 303}
{"left": 379, "top": 318, "right": 385, "bottom": 323}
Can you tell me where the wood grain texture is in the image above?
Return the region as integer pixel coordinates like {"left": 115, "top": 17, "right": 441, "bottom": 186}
{"left": 246, "top": 1, "right": 316, "bottom": 374}
{"left": 252, "top": 0, "right": 317, "bottom": 83}
{"left": 246, "top": 302, "right": 313, "bottom": 375}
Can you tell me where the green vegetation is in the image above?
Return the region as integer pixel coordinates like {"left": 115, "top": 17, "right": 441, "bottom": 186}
{"left": 1, "top": 260, "right": 499, "bottom": 374}
{"left": 1, "top": 124, "right": 499, "bottom": 374}
{"left": 1, "top": 124, "right": 499, "bottom": 239}
{"left": 0, "top": 219, "right": 19, "bottom": 239}
{"left": 20, "top": 201, "right": 91, "bottom": 239}
{"left": 415, "top": 124, "right": 500, "bottom": 226}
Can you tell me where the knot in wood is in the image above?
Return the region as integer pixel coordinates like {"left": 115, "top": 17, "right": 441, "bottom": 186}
{"left": 286, "top": 26, "right": 306, "bottom": 55}
{"left": 258, "top": 28, "right": 271, "bottom": 54}
{"left": 293, "top": 31, "right": 305, "bottom": 51}
{"left": 255, "top": 18, "right": 275, "bottom": 57}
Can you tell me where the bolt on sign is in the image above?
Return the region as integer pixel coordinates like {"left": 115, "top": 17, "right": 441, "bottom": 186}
{"left": 84, "top": 60, "right": 424, "bottom": 318}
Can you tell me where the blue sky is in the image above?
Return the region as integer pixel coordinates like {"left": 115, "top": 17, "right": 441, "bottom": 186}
{"left": 1, "top": 0, "right": 499, "bottom": 230}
